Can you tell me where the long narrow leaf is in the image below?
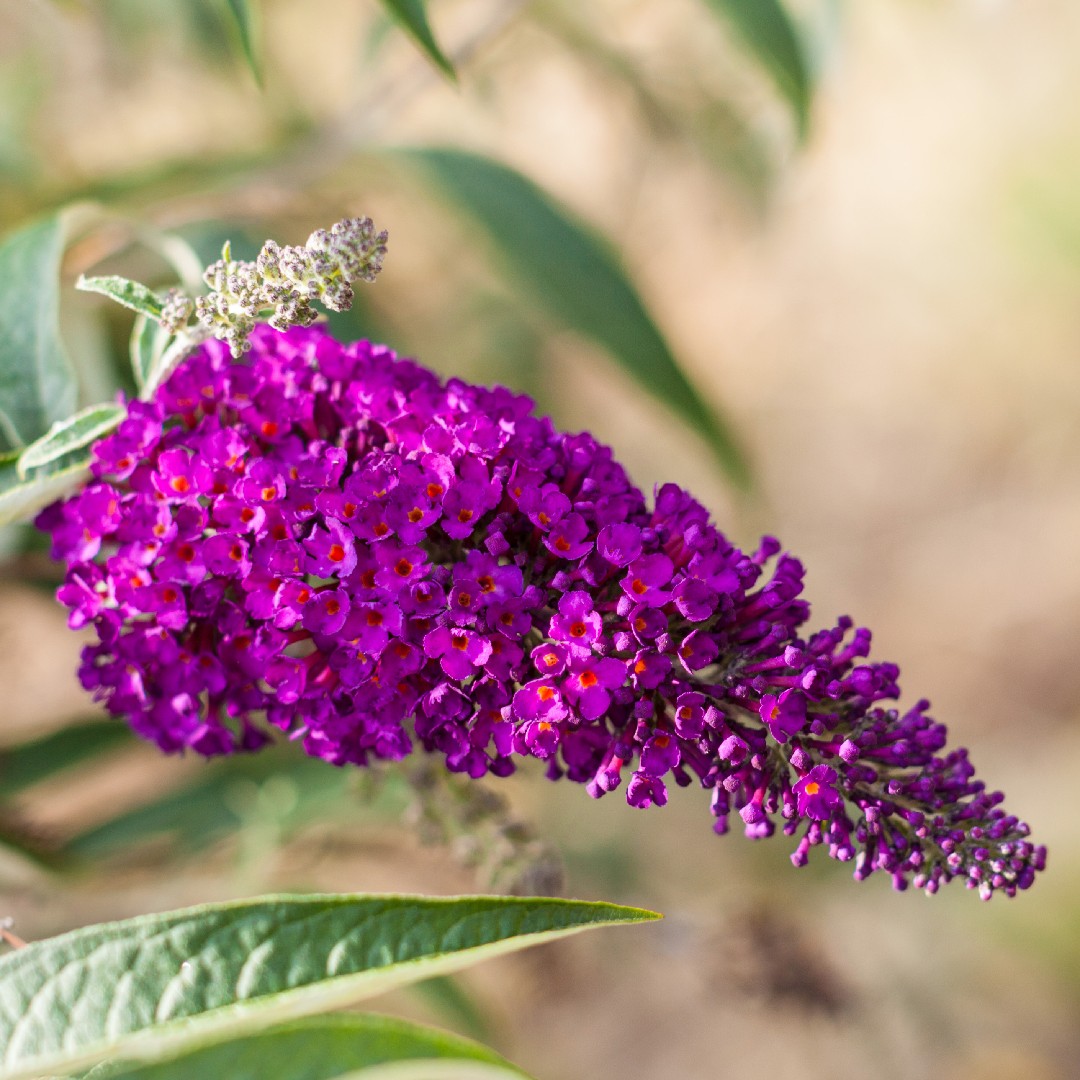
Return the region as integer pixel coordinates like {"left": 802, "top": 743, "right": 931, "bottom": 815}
{"left": 339, "top": 1063, "right": 525, "bottom": 1080}
{"left": 62, "top": 751, "right": 352, "bottom": 860}
{"left": 77, "top": 1014, "right": 528, "bottom": 1080}
{"left": 379, "top": 0, "right": 456, "bottom": 80}
{"left": 701, "top": 0, "right": 812, "bottom": 139}
{"left": 222, "top": 0, "right": 263, "bottom": 86}
{"left": 0, "top": 720, "right": 131, "bottom": 796}
{"left": 0, "top": 216, "right": 78, "bottom": 452}
{"left": 130, "top": 313, "right": 172, "bottom": 393}
{"left": 76, "top": 275, "right": 165, "bottom": 322}
{"left": 399, "top": 148, "right": 750, "bottom": 488}
{"left": 15, "top": 402, "right": 124, "bottom": 477}
{"left": 0, "top": 893, "right": 658, "bottom": 1080}
{"left": 0, "top": 447, "right": 91, "bottom": 529}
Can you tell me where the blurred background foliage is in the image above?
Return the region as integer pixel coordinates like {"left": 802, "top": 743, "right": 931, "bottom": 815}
{"left": 2, "top": 1, "right": 1080, "bottom": 1078}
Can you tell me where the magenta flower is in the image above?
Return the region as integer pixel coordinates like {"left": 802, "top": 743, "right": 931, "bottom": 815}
{"left": 793, "top": 765, "right": 844, "bottom": 819}
{"left": 38, "top": 324, "right": 1045, "bottom": 899}
{"left": 549, "top": 592, "right": 603, "bottom": 651}
{"left": 620, "top": 554, "right": 674, "bottom": 607}
{"left": 759, "top": 688, "right": 809, "bottom": 743}
{"left": 562, "top": 655, "right": 627, "bottom": 720}
{"left": 597, "top": 523, "right": 643, "bottom": 568}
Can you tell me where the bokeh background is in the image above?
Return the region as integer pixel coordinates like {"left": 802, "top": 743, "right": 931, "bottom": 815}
{"left": 2, "top": 1, "right": 1079, "bottom": 1077}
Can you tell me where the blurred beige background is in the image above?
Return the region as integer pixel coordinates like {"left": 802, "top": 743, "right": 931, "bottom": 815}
{"left": 2, "top": 1, "right": 1080, "bottom": 1077}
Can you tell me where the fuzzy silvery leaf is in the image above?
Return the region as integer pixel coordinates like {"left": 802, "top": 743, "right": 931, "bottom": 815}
{"left": 76, "top": 275, "right": 166, "bottom": 322}
{"left": 0, "top": 215, "right": 78, "bottom": 453}
{"left": 15, "top": 402, "right": 124, "bottom": 477}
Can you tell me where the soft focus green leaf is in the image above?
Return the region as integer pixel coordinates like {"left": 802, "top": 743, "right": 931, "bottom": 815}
{"left": 221, "top": 0, "right": 263, "bottom": 86}
{"left": 77, "top": 1015, "right": 526, "bottom": 1080}
{"left": 411, "top": 975, "right": 490, "bottom": 1042}
{"left": 130, "top": 313, "right": 173, "bottom": 393}
{"left": 0, "top": 720, "right": 132, "bottom": 796}
{"left": 530, "top": 5, "right": 774, "bottom": 206}
{"left": 142, "top": 333, "right": 202, "bottom": 399}
{"left": 62, "top": 751, "right": 352, "bottom": 860}
{"left": 0, "top": 893, "right": 658, "bottom": 1079}
{"left": 76, "top": 275, "right": 165, "bottom": 321}
{"left": 378, "top": 0, "right": 456, "bottom": 80}
{"left": 702, "top": 0, "right": 812, "bottom": 139}
{"left": 15, "top": 402, "right": 124, "bottom": 477}
{"left": 400, "top": 148, "right": 750, "bottom": 488}
{"left": 0, "top": 447, "right": 89, "bottom": 529}
{"left": 0, "top": 215, "right": 77, "bottom": 452}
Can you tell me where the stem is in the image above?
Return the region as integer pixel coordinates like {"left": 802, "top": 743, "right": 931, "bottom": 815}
{"left": 0, "top": 922, "right": 27, "bottom": 950}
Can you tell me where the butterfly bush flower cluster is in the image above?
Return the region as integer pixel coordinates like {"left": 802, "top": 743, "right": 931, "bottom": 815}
{"left": 38, "top": 324, "right": 1045, "bottom": 898}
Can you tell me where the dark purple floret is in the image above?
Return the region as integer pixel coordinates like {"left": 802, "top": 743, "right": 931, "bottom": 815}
{"left": 38, "top": 324, "right": 1045, "bottom": 898}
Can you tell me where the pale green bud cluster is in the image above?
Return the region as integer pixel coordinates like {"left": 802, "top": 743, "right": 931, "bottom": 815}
{"left": 191, "top": 217, "right": 388, "bottom": 357}
{"left": 159, "top": 289, "right": 195, "bottom": 335}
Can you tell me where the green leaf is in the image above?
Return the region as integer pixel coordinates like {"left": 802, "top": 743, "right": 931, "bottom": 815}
{"left": 77, "top": 1014, "right": 527, "bottom": 1080}
{"left": 76, "top": 275, "right": 166, "bottom": 321}
{"left": 378, "top": 0, "right": 456, "bottom": 80}
{"left": 399, "top": 148, "right": 750, "bottom": 488}
{"left": 336, "top": 1064, "right": 523, "bottom": 1080}
{"left": 62, "top": 750, "right": 353, "bottom": 860}
{"left": 0, "top": 215, "right": 78, "bottom": 452}
{"left": 0, "top": 893, "right": 658, "bottom": 1079}
{"left": 0, "top": 446, "right": 90, "bottom": 529}
{"left": 221, "top": 0, "right": 263, "bottom": 86}
{"left": 0, "top": 720, "right": 132, "bottom": 796}
{"left": 701, "top": 0, "right": 812, "bottom": 139}
{"left": 411, "top": 975, "right": 490, "bottom": 1042}
{"left": 15, "top": 402, "right": 124, "bottom": 477}
{"left": 143, "top": 333, "right": 201, "bottom": 399}
{"left": 130, "top": 313, "right": 173, "bottom": 393}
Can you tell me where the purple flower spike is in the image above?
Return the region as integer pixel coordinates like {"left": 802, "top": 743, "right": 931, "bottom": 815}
{"left": 40, "top": 323, "right": 1044, "bottom": 899}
